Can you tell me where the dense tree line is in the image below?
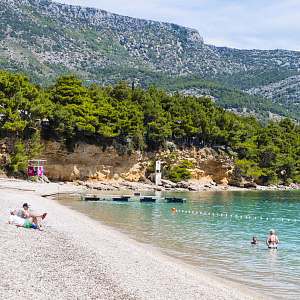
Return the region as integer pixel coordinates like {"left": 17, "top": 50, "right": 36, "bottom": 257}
{"left": 83, "top": 67, "right": 300, "bottom": 124}
{"left": 1, "top": 69, "right": 300, "bottom": 184}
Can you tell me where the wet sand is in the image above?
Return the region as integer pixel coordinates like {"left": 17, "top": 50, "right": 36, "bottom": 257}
{"left": 0, "top": 179, "right": 266, "bottom": 300}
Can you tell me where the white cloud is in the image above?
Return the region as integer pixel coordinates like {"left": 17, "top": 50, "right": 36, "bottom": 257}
{"left": 57, "top": 0, "right": 300, "bottom": 51}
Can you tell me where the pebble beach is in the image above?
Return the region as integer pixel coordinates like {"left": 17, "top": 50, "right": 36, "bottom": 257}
{"left": 0, "top": 178, "right": 266, "bottom": 300}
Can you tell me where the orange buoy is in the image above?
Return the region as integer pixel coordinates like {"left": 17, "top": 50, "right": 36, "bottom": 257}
{"left": 172, "top": 207, "right": 176, "bottom": 211}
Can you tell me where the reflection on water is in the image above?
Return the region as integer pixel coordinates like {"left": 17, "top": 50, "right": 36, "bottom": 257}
{"left": 55, "top": 189, "right": 300, "bottom": 299}
{"left": 266, "top": 248, "right": 279, "bottom": 268}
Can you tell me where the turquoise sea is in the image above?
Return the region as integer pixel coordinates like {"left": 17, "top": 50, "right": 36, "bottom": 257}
{"left": 55, "top": 190, "right": 300, "bottom": 299}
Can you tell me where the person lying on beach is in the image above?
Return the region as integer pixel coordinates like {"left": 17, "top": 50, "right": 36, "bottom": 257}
{"left": 8, "top": 210, "right": 43, "bottom": 231}
{"left": 17, "top": 202, "right": 47, "bottom": 220}
{"left": 266, "top": 229, "right": 279, "bottom": 249}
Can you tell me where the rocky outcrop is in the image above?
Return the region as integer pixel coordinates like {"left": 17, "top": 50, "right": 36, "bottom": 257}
{"left": 42, "top": 141, "right": 147, "bottom": 182}
{"left": 0, "top": 137, "right": 235, "bottom": 185}
{"left": 41, "top": 141, "right": 234, "bottom": 185}
{"left": 228, "top": 175, "right": 257, "bottom": 188}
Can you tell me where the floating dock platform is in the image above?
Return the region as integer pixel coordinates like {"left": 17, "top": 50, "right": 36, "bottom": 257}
{"left": 165, "top": 197, "right": 186, "bottom": 203}
{"left": 83, "top": 195, "right": 101, "bottom": 201}
{"left": 83, "top": 194, "right": 186, "bottom": 203}
{"left": 140, "top": 197, "right": 156, "bottom": 202}
{"left": 112, "top": 196, "right": 131, "bottom": 201}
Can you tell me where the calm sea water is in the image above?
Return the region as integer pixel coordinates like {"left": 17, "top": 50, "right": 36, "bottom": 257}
{"left": 55, "top": 190, "right": 300, "bottom": 299}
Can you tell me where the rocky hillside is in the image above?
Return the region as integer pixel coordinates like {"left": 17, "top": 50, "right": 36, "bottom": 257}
{"left": 246, "top": 75, "right": 300, "bottom": 105}
{"left": 1, "top": 0, "right": 300, "bottom": 79}
{"left": 1, "top": 0, "right": 300, "bottom": 121}
{"left": 0, "top": 137, "right": 234, "bottom": 186}
{"left": 41, "top": 141, "right": 233, "bottom": 185}
{"left": 0, "top": 0, "right": 209, "bottom": 81}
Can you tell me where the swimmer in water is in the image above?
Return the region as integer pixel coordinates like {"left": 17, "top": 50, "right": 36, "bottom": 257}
{"left": 251, "top": 237, "right": 262, "bottom": 244}
{"left": 245, "top": 237, "right": 262, "bottom": 245}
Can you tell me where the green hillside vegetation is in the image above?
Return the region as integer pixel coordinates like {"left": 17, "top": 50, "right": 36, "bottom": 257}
{"left": 214, "top": 69, "right": 297, "bottom": 90}
{"left": 1, "top": 69, "right": 300, "bottom": 185}
{"left": 82, "top": 66, "right": 299, "bottom": 124}
{"left": 155, "top": 75, "right": 296, "bottom": 122}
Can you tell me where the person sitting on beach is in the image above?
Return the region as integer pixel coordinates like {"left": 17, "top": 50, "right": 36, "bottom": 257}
{"left": 17, "top": 202, "right": 47, "bottom": 220}
{"left": 8, "top": 210, "right": 43, "bottom": 231}
{"left": 251, "top": 237, "right": 262, "bottom": 244}
{"left": 266, "top": 229, "right": 279, "bottom": 249}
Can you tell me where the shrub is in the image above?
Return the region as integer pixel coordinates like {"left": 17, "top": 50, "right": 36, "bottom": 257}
{"left": 138, "top": 175, "right": 146, "bottom": 182}
{"left": 6, "top": 140, "right": 28, "bottom": 176}
{"left": 180, "top": 159, "right": 194, "bottom": 168}
{"left": 29, "top": 176, "right": 37, "bottom": 182}
{"left": 234, "top": 158, "right": 263, "bottom": 179}
{"left": 167, "top": 166, "right": 192, "bottom": 182}
{"left": 146, "top": 161, "right": 155, "bottom": 173}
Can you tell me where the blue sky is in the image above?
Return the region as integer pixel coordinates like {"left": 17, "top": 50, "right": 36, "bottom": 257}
{"left": 58, "top": 0, "right": 300, "bottom": 51}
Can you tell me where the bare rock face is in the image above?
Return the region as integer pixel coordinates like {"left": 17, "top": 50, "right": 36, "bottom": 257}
{"left": 42, "top": 141, "right": 234, "bottom": 186}
{"left": 228, "top": 176, "right": 257, "bottom": 188}
{"left": 168, "top": 147, "right": 234, "bottom": 186}
{"left": 194, "top": 156, "right": 233, "bottom": 185}
{"left": 42, "top": 141, "right": 146, "bottom": 182}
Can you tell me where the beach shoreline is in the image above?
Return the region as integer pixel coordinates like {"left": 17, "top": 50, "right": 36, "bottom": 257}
{"left": 1, "top": 178, "right": 267, "bottom": 299}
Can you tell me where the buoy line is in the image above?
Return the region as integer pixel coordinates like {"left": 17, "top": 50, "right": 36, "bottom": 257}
{"left": 173, "top": 209, "right": 297, "bottom": 223}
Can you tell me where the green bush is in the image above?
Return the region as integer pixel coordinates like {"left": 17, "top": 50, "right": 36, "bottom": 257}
{"left": 234, "top": 158, "right": 262, "bottom": 179}
{"left": 28, "top": 176, "right": 37, "bottom": 182}
{"left": 146, "top": 161, "right": 155, "bottom": 173}
{"left": 168, "top": 170, "right": 181, "bottom": 182}
{"left": 180, "top": 159, "right": 194, "bottom": 168}
{"left": 167, "top": 166, "right": 192, "bottom": 182}
{"left": 138, "top": 175, "right": 146, "bottom": 182}
{"left": 261, "top": 168, "right": 278, "bottom": 185}
{"left": 6, "top": 140, "right": 28, "bottom": 176}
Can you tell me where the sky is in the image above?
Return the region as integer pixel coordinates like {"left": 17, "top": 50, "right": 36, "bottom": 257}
{"left": 58, "top": 0, "right": 300, "bottom": 51}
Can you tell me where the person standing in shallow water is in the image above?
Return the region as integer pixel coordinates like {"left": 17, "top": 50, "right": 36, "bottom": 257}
{"left": 266, "top": 229, "right": 279, "bottom": 249}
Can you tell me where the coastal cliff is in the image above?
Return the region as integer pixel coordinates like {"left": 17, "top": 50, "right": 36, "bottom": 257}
{"left": 2, "top": 138, "right": 300, "bottom": 190}
{"left": 41, "top": 141, "right": 234, "bottom": 185}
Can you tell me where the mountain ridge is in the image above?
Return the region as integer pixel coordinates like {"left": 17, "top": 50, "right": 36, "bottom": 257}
{"left": 3, "top": 0, "right": 300, "bottom": 80}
